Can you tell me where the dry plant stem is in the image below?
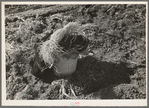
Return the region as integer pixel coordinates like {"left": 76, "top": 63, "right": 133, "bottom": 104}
{"left": 69, "top": 84, "right": 77, "bottom": 98}
{"left": 60, "top": 79, "right": 77, "bottom": 99}
{"left": 61, "top": 79, "right": 70, "bottom": 98}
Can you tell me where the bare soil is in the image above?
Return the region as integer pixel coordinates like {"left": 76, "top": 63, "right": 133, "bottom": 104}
{"left": 5, "top": 4, "right": 146, "bottom": 100}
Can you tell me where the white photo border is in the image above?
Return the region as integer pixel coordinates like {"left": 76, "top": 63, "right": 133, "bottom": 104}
{"left": 1, "top": 1, "right": 148, "bottom": 106}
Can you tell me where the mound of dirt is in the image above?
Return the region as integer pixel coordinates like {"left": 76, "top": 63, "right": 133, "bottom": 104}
{"left": 5, "top": 4, "right": 146, "bottom": 100}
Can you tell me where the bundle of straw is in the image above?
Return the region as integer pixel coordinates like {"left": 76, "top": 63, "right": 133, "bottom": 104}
{"left": 39, "top": 22, "right": 82, "bottom": 68}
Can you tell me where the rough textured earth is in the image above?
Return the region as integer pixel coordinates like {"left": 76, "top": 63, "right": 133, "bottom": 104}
{"left": 5, "top": 4, "right": 146, "bottom": 100}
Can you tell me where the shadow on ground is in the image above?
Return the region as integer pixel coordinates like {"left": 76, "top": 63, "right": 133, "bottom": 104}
{"left": 69, "top": 55, "right": 134, "bottom": 97}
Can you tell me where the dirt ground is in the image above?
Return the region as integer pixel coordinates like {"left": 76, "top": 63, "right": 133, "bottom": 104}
{"left": 5, "top": 4, "right": 146, "bottom": 100}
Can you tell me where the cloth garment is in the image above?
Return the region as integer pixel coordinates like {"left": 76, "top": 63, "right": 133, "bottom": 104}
{"left": 54, "top": 53, "right": 79, "bottom": 77}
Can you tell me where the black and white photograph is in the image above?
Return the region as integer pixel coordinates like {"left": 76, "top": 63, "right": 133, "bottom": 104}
{"left": 1, "top": 1, "right": 148, "bottom": 106}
